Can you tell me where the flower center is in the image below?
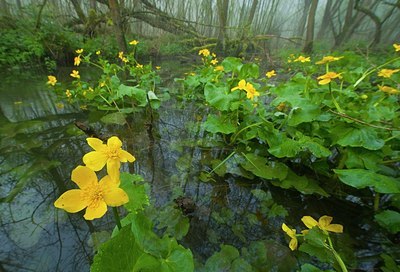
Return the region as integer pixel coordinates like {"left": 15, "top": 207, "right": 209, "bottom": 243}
{"left": 106, "top": 147, "right": 119, "bottom": 159}
{"left": 85, "top": 185, "right": 104, "bottom": 207}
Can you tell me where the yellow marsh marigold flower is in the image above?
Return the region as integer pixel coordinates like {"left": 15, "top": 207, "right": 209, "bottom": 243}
{"left": 231, "top": 79, "right": 247, "bottom": 92}
{"left": 155, "top": 66, "right": 161, "bottom": 70}
{"left": 282, "top": 223, "right": 298, "bottom": 251}
{"left": 83, "top": 136, "right": 135, "bottom": 182}
{"left": 96, "top": 50, "right": 101, "bottom": 55}
{"left": 214, "top": 65, "right": 224, "bottom": 72}
{"left": 315, "top": 55, "right": 344, "bottom": 65}
{"left": 54, "top": 166, "right": 129, "bottom": 220}
{"left": 378, "top": 68, "right": 400, "bottom": 78}
{"left": 393, "top": 44, "right": 400, "bottom": 52}
{"left": 136, "top": 64, "right": 143, "bottom": 68}
{"left": 266, "top": 70, "right": 276, "bottom": 78}
{"left": 65, "top": 89, "right": 72, "bottom": 98}
{"left": 301, "top": 215, "right": 343, "bottom": 234}
{"left": 198, "top": 48, "right": 210, "bottom": 57}
{"left": 211, "top": 59, "right": 218, "bottom": 65}
{"left": 70, "top": 70, "right": 80, "bottom": 79}
{"left": 294, "top": 56, "right": 310, "bottom": 63}
{"left": 245, "top": 83, "right": 260, "bottom": 100}
{"left": 378, "top": 85, "right": 400, "bottom": 95}
{"left": 118, "top": 51, "right": 124, "bottom": 59}
{"left": 74, "top": 55, "right": 81, "bottom": 66}
{"left": 317, "top": 71, "right": 342, "bottom": 85}
{"left": 47, "top": 75, "right": 57, "bottom": 86}
{"left": 76, "top": 48, "right": 83, "bottom": 54}
{"left": 129, "top": 40, "right": 139, "bottom": 45}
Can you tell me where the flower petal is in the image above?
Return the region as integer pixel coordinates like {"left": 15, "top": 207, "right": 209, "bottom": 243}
{"left": 301, "top": 216, "right": 318, "bottom": 229}
{"left": 289, "top": 237, "right": 298, "bottom": 251}
{"left": 84, "top": 201, "right": 108, "bottom": 220}
{"left": 103, "top": 188, "right": 129, "bottom": 206}
{"left": 325, "top": 224, "right": 343, "bottom": 233}
{"left": 83, "top": 151, "right": 108, "bottom": 171}
{"left": 119, "top": 149, "right": 136, "bottom": 162}
{"left": 107, "top": 136, "right": 122, "bottom": 150}
{"left": 87, "top": 138, "right": 106, "bottom": 151}
{"left": 318, "top": 215, "right": 333, "bottom": 228}
{"left": 107, "top": 159, "right": 121, "bottom": 183}
{"left": 71, "top": 166, "right": 98, "bottom": 188}
{"left": 54, "top": 189, "right": 88, "bottom": 213}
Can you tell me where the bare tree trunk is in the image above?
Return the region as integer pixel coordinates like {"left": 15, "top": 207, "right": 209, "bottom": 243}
{"left": 297, "top": 0, "right": 312, "bottom": 38}
{"left": 216, "top": 0, "right": 229, "bottom": 52}
{"left": 0, "top": 0, "right": 11, "bottom": 16}
{"left": 303, "top": 0, "right": 318, "bottom": 53}
{"left": 355, "top": 0, "right": 381, "bottom": 47}
{"left": 316, "top": 0, "right": 332, "bottom": 40}
{"left": 247, "top": 0, "right": 259, "bottom": 28}
{"left": 70, "top": 0, "right": 87, "bottom": 24}
{"left": 35, "top": 0, "right": 48, "bottom": 29}
{"left": 108, "top": 0, "right": 127, "bottom": 53}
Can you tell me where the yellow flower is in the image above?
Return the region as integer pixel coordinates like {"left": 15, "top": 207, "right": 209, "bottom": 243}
{"left": 378, "top": 68, "right": 400, "bottom": 78}
{"left": 65, "top": 89, "right": 72, "bottom": 98}
{"left": 266, "top": 70, "right": 276, "bottom": 78}
{"left": 100, "top": 82, "right": 106, "bottom": 87}
{"left": 122, "top": 57, "right": 129, "bottom": 63}
{"left": 198, "top": 49, "right": 210, "bottom": 57}
{"left": 282, "top": 223, "right": 298, "bottom": 251}
{"left": 96, "top": 50, "right": 101, "bottom": 55}
{"left": 301, "top": 215, "right": 343, "bottom": 233}
{"left": 378, "top": 85, "right": 399, "bottom": 95}
{"left": 214, "top": 65, "right": 224, "bottom": 72}
{"left": 83, "top": 136, "right": 136, "bottom": 182}
{"left": 317, "top": 71, "right": 342, "bottom": 85}
{"left": 211, "top": 59, "right": 218, "bottom": 65}
{"left": 315, "top": 55, "right": 344, "bottom": 64}
{"left": 129, "top": 40, "right": 139, "bottom": 45}
{"left": 294, "top": 56, "right": 310, "bottom": 63}
{"left": 136, "top": 64, "right": 143, "bottom": 68}
{"left": 211, "top": 53, "right": 216, "bottom": 58}
{"left": 54, "top": 166, "right": 129, "bottom": 220}
{"left": 55, "top": 102, "right": 64, "bottom": 109}
{"left": 155, "top": 66, "right": 161, "bottom": 70}
{"left": 231, "top": 79, "right": 247, "bottom": 92}
{"left": 118, "top": 51, "right": 124, "bottom": 59}
{"left": 76, "top": 48, "right": 83, "bottom": 54}
{"left": 245, "top": 82, "right": 260, "bottom": 100}
{"left": 70, "top": 70, "right": 80, "bottom": 79}
{"left": 74, "top": 55, "right": 81, "bottom": 66}
{"left": 47, "top": 75, "right": 57, "bottom": 86}
{"left": 393, "top": 43, "right": 400, "bottom": 52}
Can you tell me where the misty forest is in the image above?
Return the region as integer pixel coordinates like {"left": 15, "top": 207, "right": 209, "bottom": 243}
{"left": 0, "top": 0, "right": 400, "bottom": 271}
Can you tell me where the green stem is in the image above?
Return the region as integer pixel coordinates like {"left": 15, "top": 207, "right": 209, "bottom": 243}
{"left": 209, "top": 151, "right": 236, "bottom": 174}
{"left": 329, "top": 83, "right": 344, "bottom": 113}
{"left": 112, "top": 207, "right": 122, "bottom": 230}
{"left": 231, "top": 122, "right": 263, "bottom": 143}
{"left": 327, "top": 236, "right": 348, "bottom": 272}
{"left": 354, "top": 56, "right": 400, "bottom": 87}
{"left": 373, "top": 192, "right": 380, "bottom": 212}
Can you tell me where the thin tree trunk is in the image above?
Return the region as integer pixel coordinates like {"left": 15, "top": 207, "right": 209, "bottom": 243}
{"left": 35, "top": 0, "right": 48, "bottom": 29}
{"left": 316, "top": 0, "right": 332, "bottom": 40}
{"left": 70, "top": 0, "right": 87, "bottom": 24}
{"left": 216, "top": 0, "right": 229, "bottom": 53}
{"left": 108, "top": 0, "right": 128, "bottom": 53}
{"left": 297, "top": 0, "right": 312, "bottom": 38}
{"left": 303, "top": 0, "right": 318, "bottom": 53}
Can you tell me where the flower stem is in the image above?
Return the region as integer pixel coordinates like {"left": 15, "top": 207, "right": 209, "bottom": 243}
{"left": 327, "top": 236, "right": 348, "bottom": 272}
{"left": 112, "top": 207, "right": 122, "bottom": 230}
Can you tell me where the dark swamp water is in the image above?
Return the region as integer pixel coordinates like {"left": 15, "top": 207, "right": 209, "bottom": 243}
{"left": 0, "top": 65, "right": 398, "bottom": 272}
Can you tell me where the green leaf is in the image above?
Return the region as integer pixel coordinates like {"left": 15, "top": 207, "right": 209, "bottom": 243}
{"left": 239, "top": 63, "right": 259, "bottom": 79}
{"left": 147, "top": 91, "right": 161, "bottom": 109}
{"left": 203, "top": 114, "right": 236, "bottom": 134}
{"left": 241, "top": 153, "right": 288, "bottom": 180}
{"left": 332, "top": 126, "right": 385, "bottom": 150}
{"left": 301, "top": 263, "right": 326, "bottom": 272}
{"left": 100, "top": 112, "right": 126, "bottom": 125}
{"left": 118, "top": 84, "right": 148, "bottom": 106}
{"left": 204, "top": 82, "right": 232, "bottom": 111}
{"left": 120, "top": 173, "right": 149, "bottom": 213}
{"left": 204, "top": 245, "right": 251, "bottom": 272}
{"left": 334, "top": 169, "right": 400, "bottom": 193}
{"left": 375, "top": 210, "right": 400, "bottom": 234}
{"left": 156, "top": 205, "right": 190, "bottom": 240}
{"left": 160, "top": 241, "right": 194, "bottom": 272}
{"left": 221, "top": 57, "right": 243, "bottom": 73}
{"left": 91, "top": 225, "right": 142, "bottom": 272}
{"left": 287, "top": 104, "right": 321, "bottom": 126}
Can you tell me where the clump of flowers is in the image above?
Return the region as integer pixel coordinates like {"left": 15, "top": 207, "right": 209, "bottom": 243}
{"left": 47, "top": 75, "right": 57, "bottom": 86}
{"left": 231, "top": 79, "right": 260, "bottom": 101}
{"left": 54, "top": 136, "right": 135, "bottom": 220}
{"left": 282, "top": 215, "right": 347, "bottom": 271}
{"left": 266, "top": 70, "right": 276, "bottom": 78}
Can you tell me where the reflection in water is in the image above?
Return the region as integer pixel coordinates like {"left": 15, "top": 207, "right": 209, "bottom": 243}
{"left": 0, "top": 69, "right": 390, "bottom": 271}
